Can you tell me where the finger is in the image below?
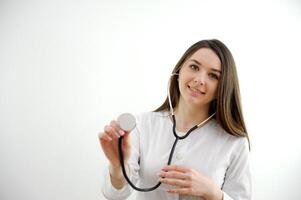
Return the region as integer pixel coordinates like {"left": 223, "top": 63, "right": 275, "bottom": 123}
{"left": 161, "top": 165, "right": 189, "bottom": 173}
{"left": 104, "top": 125, "right": 119, "bottom": 139}
{"left": 159, "top": 170, "right": 187, "bottom": 180}
{"left": 166, "top": 187, "right": 192, "bottom": 195}
{"left": 98, "top": 132, "right": 112, "bottom": 142}
{"left": 159, "top": 177, "right": 190, "bottom": 187}
{"left": 122, "top": 131, "right": 131, "bottom": 149}
{"left": 110, "top": 121, "right": 125, "bottom": 137}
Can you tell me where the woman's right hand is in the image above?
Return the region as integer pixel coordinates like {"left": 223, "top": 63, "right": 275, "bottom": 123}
{"left": 98, "top": 120, "right": 131, "bottom": 168}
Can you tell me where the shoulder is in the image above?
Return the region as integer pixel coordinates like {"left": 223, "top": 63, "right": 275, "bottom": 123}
{"left": 209, "top": 119, "right": 249, "bottom": 152}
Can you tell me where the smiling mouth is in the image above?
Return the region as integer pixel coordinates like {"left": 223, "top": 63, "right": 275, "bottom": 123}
{"left": 188, "top": 85, "right": 205, "bottom": 95}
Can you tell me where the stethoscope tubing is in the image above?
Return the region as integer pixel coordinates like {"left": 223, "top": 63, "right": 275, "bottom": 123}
{"left": 117, "top": 73, "right": 215, "bottom": 192}
{"left": 118, "top": 114, "right": 199, "bottom": 192}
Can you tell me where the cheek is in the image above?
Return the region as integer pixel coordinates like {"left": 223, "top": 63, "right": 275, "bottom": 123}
{"left": 178, "top": 77, "right": 187, "bottom": 90}
{"left": 208, "top": 83, "right": 219, "bottom": 97}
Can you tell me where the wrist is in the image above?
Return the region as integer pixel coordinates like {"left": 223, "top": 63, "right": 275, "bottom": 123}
{"left": 109, "top": 164, "right": 123, "bottom": 179}
{"left": 108, "top": 164, "right": 127, "bottom": 190}
{"left": 204, "top": 183, "right": 223, "bottom": 200}
{"left": 109, "top": 163, "right": 130, "bottom": 179}
{"left": 207, "top": 188, "right": 223, "bottom": 200}
{"left": 215, "top": 190, "right": 223, "bottom": 200}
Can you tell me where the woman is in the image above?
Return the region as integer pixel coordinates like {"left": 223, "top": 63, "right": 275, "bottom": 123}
{"left": 99, "top": 39, "right": 252, "bottom": 200}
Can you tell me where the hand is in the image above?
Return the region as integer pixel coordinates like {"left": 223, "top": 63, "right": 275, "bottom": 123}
{"left": 98, "top": 120, "right": 131, "bottom": 168}
{"left": 159, "top": 165, "right": 223, "bottom": 200}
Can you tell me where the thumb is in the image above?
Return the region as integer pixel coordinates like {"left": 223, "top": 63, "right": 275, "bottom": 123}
{"left": 122, "top": 131, "right": 131, "bottom": 149}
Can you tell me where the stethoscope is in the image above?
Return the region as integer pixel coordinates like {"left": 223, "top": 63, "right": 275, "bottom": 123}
{"left": 117, "top": 73, "right": 216, "bottom": 192}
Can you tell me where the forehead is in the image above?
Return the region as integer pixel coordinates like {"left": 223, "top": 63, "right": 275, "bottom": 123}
{"left": 188, "top": 48, "right": 221, "bottom": 70}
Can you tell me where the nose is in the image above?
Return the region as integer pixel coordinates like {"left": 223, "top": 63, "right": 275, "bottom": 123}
{"left": 193, "top": 76, "right": 205, "bottom": 86}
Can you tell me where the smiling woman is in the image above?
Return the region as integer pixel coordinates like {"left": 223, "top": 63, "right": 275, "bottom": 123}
{"left": 99, "top": 39, "right": 251, "bottom": 200}
{"left": 0, "top": 1, "right": 300, "bottom": 200}
{"left": 156, "top": 40, "right": 249, "bottom": 142}
{"left": 176, "top": 48, "right": 221, "bottom": 118}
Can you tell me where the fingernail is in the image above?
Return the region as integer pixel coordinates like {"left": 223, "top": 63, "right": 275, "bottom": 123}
{"left": 119, "top": 130, "right": 125, "bottom": 136}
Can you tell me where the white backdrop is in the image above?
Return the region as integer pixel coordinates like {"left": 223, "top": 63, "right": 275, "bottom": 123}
{"left": 1, "top": 0, "right": 301, "bottom": 199}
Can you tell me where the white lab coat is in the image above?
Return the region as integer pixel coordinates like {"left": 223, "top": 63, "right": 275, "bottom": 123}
{"left": 102, "top": 111, "right": 252, "bottom": 200}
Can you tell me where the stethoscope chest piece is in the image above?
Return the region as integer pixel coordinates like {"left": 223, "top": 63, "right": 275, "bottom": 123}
{"left": 117, "top": 113, "right": 136, "bottom": 132}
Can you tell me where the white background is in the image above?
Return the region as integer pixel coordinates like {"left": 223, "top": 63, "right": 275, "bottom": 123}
{"left": 1, "top": 0, "right": 301, "bottom": 199}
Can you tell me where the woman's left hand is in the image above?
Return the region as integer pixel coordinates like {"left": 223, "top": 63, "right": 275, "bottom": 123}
{"left": 159, "top": 165, "right": 223, "bottom": 200}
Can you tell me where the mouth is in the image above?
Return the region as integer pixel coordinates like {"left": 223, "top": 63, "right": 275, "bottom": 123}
{"left": 188, "top": 85, "right": 205, "bottom": 95}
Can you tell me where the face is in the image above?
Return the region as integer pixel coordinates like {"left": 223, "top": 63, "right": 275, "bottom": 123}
{"left": 178, "top": 48, "right": 222, "bottom": 110}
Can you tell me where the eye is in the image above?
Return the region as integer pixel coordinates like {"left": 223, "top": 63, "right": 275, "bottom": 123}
{"left": 190, "top": 64, "right": 199, "bottom": 71}
{"left": 209, "top": 73, "right": 219, "bottom": 80}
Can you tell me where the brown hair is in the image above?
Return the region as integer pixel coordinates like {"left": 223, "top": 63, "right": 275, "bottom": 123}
{"left": 154, "top": 39, "right": 250, "bottom": 150}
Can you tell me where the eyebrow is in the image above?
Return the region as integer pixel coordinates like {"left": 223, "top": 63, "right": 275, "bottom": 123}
{"left": 190, "top": 59, "right": 222, "bottom": 74}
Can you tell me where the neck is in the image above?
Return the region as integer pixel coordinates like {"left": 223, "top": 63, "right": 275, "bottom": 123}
{"left": 174, "top": 100, "right": 210, "bottom": 132}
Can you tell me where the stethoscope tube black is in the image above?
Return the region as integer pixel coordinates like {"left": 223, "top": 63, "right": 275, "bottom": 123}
{"left": 118, "top": 135, "right": 163, "bottom": 191}
{"left": 117, "top": 114, "right": 198, "bottom": 192}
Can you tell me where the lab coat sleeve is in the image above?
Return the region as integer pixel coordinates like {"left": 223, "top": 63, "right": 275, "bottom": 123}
{"left": 102, "top": 165, "right": 132, "bottom": 200}
{"left": 101, "top": 119, "right": 141, "bottom": 200}
{"left": 222, "top": 138, "right": 252, "bottom": 200}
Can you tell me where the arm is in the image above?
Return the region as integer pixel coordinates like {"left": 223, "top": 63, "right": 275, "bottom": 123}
{"left": 100, "top": 120, "right": 141, "bottom": 200}
{"left": 222, "top": 138, "right": 252, "bottom": 200}
{"left": 108, "top": 164, "right": 127, "bottom": 190}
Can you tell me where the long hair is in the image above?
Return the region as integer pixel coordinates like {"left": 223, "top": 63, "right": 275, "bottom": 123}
{"left": 154, "top": 39, "right": 250, "bottom": 150}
